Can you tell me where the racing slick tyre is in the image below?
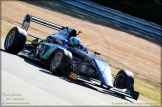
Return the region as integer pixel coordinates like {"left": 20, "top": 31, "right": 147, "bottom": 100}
{"left": 114, "top": 70, "right": 134, "bottom": 89}
{"left": 50, "top": 49, "right": 72, "bottom": 76}
{"left": 4, "top": 27, "right": 27, "bottom": 54}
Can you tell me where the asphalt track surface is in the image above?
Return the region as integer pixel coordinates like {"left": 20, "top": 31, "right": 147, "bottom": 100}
{"left": 1, "top": 38, "right": 146, "bottom": 106}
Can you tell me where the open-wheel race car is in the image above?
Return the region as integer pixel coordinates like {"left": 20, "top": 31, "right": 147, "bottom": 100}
{"left": 4, "top": 14, "right": 139, "bottom": 100}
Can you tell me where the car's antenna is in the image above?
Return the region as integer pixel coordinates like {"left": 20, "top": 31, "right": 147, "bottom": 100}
{"left": 76, "top": 31, "right": 82, "bottom": 35}
{"left": 94, "top": 52, "right": 100, "bottom": 56}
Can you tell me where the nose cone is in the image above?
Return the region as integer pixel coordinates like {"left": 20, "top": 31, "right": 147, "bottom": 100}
{"left": 95, "top": 59, "right": 113, "bottom": 87}
{"left": 102, "top": 67, "right": 113, "bottom": 87}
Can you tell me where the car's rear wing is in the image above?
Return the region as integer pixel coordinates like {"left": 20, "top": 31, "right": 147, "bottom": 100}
{"left": 21, "top": 14, "right": 65, "bottom": 31}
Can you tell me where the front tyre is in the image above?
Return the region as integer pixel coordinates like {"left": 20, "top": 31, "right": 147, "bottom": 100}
{"left": 4, "top": 27, "right": 27, "bottom": 54}
{"left": 114, "top": 70, "right": 134, "bottom": 89}
{"left": 50, "top": 49, "right": 72, "bottom": 76}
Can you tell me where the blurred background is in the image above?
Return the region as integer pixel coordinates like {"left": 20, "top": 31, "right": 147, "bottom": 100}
{"left": 90, "top": 0, "right": 162, "bottom": 25}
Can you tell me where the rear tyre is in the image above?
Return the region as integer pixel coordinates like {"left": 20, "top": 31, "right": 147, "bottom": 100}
{"left": 4, "top": 27, "right": 27, "bottom": 54}
{"left": 50, "top": 49, "right": 72, "bottom": 76}
{"left": 114, "top": 70, "right": 134, "bottom": 89}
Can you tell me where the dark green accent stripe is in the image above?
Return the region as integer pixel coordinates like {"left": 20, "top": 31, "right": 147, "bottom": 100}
{"left": 44, "top": 48, "right": 55, "bottom": 59}
{"left": 42, "top": 46, "right": 53, "bottom": 59}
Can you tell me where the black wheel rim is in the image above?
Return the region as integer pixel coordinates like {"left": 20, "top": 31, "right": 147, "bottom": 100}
{"left": 115, "top": 74, "right": 124, "bottom": 88}
{"left": 51, "top": 52, "right": 62, "bottom": 69}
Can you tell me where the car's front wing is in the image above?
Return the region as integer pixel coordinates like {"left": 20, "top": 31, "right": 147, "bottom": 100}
{"left": 68, "top": 71, "right": 139, "bottom": 101}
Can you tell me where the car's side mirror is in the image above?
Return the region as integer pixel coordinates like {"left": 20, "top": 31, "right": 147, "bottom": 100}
{"left": 77, "top": 31, "right": 82, "bottom": 35}
{"left": 94, "top": 51, "right": 100, "bottom": 55}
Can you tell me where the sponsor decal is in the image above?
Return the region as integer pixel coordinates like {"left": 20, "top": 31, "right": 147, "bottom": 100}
{"left": 69, "top": 72, "right": 78, "bottom": 80}
{"left": 81, "top": 64, "right": 86, "bottom": 72}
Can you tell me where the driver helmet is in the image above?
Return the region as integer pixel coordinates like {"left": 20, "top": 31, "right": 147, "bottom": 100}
{"left": 69, "top": 37, "right": 81, "bottom": 50}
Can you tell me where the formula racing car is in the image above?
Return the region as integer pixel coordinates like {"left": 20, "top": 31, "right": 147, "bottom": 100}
{"left": 4, "top": 14, "right": 139, "bottom": 100}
